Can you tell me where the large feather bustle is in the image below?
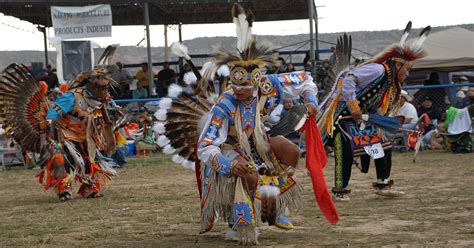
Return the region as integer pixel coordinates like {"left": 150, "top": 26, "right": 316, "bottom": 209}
{"left": 153, "top": 93, "right": 212, "bottom": 168}
{"left": 0, "top": 63, "right": 49, "bottom": 153}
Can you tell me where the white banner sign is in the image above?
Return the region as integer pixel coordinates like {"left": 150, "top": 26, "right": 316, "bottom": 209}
{"left": 51, "top": 4, "right": 112, "bottom": 39}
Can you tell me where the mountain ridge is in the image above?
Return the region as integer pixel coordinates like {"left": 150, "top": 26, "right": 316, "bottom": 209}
{"left": 0, "top": 23, "right": 472, "bottom": 70}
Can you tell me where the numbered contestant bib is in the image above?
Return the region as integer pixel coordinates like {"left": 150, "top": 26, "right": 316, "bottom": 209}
{"left": 363, "top": 142, "right": 385, "bottom": 159}
{"left": 345, "top": 122, "right": 385, "bottom": 159}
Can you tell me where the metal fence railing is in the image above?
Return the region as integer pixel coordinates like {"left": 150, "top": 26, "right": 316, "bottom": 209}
{"left": 402, "top": 83, "right": 474, "bottom": 111}
{"left": 114, "top": 83, "right": 474, "bottom": 111}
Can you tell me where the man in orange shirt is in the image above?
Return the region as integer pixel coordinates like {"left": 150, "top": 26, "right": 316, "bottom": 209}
{"left": 135, "top": 63, "right": 150, "bottom": 94}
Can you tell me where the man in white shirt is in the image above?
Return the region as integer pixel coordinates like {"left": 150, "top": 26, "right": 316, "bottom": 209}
{"left": 399, "top": 90, "right": 419, "bottom": 128}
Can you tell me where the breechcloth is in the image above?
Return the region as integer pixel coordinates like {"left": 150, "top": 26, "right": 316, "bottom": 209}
{"left": 332, "top": 118, "right": 393, "bottom": 191}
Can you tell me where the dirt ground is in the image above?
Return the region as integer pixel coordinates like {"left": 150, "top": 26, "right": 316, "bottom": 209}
{"left": 0, "top": 150, "right": 473, "bottom": 247}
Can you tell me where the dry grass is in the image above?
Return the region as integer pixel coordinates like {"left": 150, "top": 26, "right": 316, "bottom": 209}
{"left": 0, "top": 150, "right": 473, "bottom": 247}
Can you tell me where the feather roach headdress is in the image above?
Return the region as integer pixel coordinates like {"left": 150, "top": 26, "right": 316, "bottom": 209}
{"left": 211, "top": 3, "right": 275, "bottom": 86}
{"left": 365, "top": 21, "right": 431, "bottom": 64}
{"left": 69, "top": 44, "right": 119, "bottom": 89}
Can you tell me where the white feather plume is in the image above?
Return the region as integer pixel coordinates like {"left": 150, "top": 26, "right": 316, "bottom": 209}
{"left": 172, "top": 154, "right": 185, "bottom": 164}
{"left": 156, "top": 135, "right": 170, "bottom": 147}
{"left": 168, "top": 83, "right": 183, "bottom": 98}
{"left": 258, "top": 185, "right": 281, "bottom": 198}
{"left": 217, "top": 65, "right": 230, "bottom": 77}
{"left": 234, "top": 13, "right": 251, "bottom": 53}
{"left": 154, "top": 109, "right": 167, "bottom": 121}
{"left": 411, "top": 30, "right": 430, "bottom": 52}
{"left": 399, "top": 21, "right": 412, "bottom": 47}
{"left": 152, "top": 122, "right": 166, "bottom": 134}
{"left": 158, "top": 97, "right": 172, "bottom": 110}
{"left": 183, "top": 71, "right": 197, "bottom": 85}
{"left": 170, "top": 42, "right": 191, "bottom": 60}
{"left": 163, "top": 144, "right": 176, "bottom": 154}
{"left": 181, "top": 160, "right": 195, "bottom": 170}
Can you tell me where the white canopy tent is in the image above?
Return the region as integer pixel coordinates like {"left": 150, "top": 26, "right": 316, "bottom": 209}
{"left": 412, "top": 27, "right": 474, "bottom": 72}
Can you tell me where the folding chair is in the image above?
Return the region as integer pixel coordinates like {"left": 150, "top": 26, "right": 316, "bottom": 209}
{"left": 0, "top": 141, "right": 25, "bottom": 171}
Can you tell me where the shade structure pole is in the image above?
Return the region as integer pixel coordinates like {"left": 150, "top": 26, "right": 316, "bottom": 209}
{"left": 164, "top": 24, "right": 169, "bottom": 62}
{"left": 314, "top": 3, "right": 319, "bottom": 61}
{"left": 43, "top": 28, "right": 48, "bottom": 67}
{"left": 308, "top": 0, "right": 316, "bottom": 74}
{"left": 178, "top": 23, "right": 183, "bottom": 71}
{"left": 143, "top": 1, "right": 154, "bottom": 96}
{"left": 37, "top": 25, "right": 48, "bottom": 67}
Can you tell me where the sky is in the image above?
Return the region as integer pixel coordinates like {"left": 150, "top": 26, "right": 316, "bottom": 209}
{"left": 0, "top": 0, "right": 473, "bottom": 51}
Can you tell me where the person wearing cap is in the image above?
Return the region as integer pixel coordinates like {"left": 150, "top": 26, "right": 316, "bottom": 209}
{"left": 456, "top": 86, "right": 474, "bottom": 109}
{"left": 455, "top": 76, "right": 470, "bottom": 104}
{"left": 417, "top": 96, "right": 443, "bottom": 133}
{"left": 399, "top": 90, "right": 418, "bottom": 126}
{"left": 112, "top": 61, "right": 133, "bottom": 98}
{"left": 318, "top": 22, "right": 431, "bottom": 200}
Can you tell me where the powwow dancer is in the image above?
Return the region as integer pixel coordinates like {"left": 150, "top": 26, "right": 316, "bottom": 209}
{"left": 317, "top": 22, "right": 431, "bottom": 200}
{"left": 153, "top": 4, "right": 338, "bottom": 244}
{"left": 0, "top": 46, "right": 119, "bottom": 201}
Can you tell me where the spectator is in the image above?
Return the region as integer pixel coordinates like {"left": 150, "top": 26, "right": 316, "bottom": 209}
{"left": 455, "top": 76, "right": 470, "bottom": 100}
{"left": 414, "top": 72, "right": 447, "bottom": 110}
{"left": 132, "top": 81, "right": 148, "bottom": 99}
{"left": 45, "top": 65, "right": 59, "bottom": 90}
{"left": 155, "top": 62, "right": 176, "bottom": 97}
{"left": 399, "top": 90, "right": 419, "bottom": 128}
{"left": 329, "top": 46, "right": 336, "bottom": 66}
{"left": 303, "top": 63, "right": 311, "bottom": 72}
{"left": 303, "top": 50, "right": 320, "bottom": 66}
{"left": 317, "top": 59, "right": 331, "bottom": 97}
{"left": 422, "top": 123, "right": 445, "bottom": 150}
{"left": 134, "top": 111, "right": 156, "bottom": 156}
{"left": 276, "top": 57, "right": 287, "bottom": 73}
{"left": 286, "top": 63, "right": 295, "bottom": 72}
{"left": 417, "top": 96, "right": 444, "bottom": 132}
{"left": 456, "top": 86, "right": 474, "bottom": 109}
{"left": 112, "top": 62, "right": 133, "bottom": 98}
{"left": 280, "top": 97, "right": 295, "bottom": 119}
{"left": 135, "top": 63, "right": 150, "bottom": 94}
